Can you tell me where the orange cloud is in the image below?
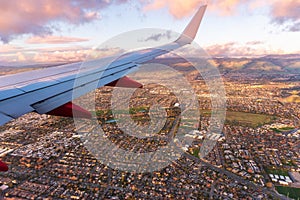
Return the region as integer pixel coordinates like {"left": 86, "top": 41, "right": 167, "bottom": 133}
{"left": 16, "top": 52, "right": 26, "bottom": 62}
{"left": 26, "top": 35, "right": 89, "bottom": 44}
{"left": 208, "top": 0, "right": 247, "bottom": 16}
{"left": 144, "top": 0, "right": 203, "bottom": 19}
{"left": 143, "top": 0, "right": 249, "bottom": 18}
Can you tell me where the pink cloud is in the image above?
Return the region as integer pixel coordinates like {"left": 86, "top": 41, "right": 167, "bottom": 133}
{"left": 32, "top": 49, "right": 89, "bottom": 63}
{"left": 204, "top": 42, "right": 285, "bottom": 57}
{"left": 158, "top": 41, "right": 285, "bottom": 58}
{"left": 269, "top": 0, "right": 300, "bottom": 31}
{"left": 144, "top": 0, "right": 203, "bottom": 19}
{"left": 0, "top": 45, "right": 125, "bottom": 65}
{"left": 270, "top": 0, "right": 300, "bottom": 23}
{"left": 0, "top": 0, "right": 128, "bottom": 43}
{"left": 0, "top": 44, "right": 23, "bottom": 53}
{"left": 26, "top": 35, "right": 89, "bottom": 44}
{"left": 0, "top": 47, "right": 90, "bottom": 64}
{"left": 2, "top": 0, "right": 299, "bottom": 44}
{"left": 31, "top": 47, "right": 124, "bottom": 63}
{"left": 143, "top": 0, "right": 300, "bottom": 31}
{"left": 208, "top": 0, "right": 248, "bottom": 16}
{"left": 143, "top": 0, "right": 248, "bottom": 18}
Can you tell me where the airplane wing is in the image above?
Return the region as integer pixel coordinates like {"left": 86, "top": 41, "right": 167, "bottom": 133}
{"left": 0, "top": 5, "right": 207, "bottom": 127}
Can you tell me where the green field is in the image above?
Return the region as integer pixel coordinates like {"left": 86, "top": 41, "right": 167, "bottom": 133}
{"left": 264, "top": 168, "right": 289, "bottom": 176}
{"left": 94, "top": 109, "right": 274, "bottom": 128}
{"left": 275, "top": 186, "right": 300, "bottom": 200}
{"left": 201, "top": 110, "right": 274, "bottom": 127}
{"left": 271, "top": 127, "right": 295, "bottom": 133}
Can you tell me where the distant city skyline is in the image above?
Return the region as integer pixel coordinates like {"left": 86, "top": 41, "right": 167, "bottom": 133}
{"left": 0, "top": 0, "right": 299, "bottom": 65}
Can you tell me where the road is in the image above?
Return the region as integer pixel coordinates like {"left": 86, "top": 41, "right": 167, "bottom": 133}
{"left": 183, "top": 152, "right": 291, "bottom": 200}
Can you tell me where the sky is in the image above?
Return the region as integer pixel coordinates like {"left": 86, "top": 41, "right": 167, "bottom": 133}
{"left": 0, "top": 0, "right": 299, "bottom": 65}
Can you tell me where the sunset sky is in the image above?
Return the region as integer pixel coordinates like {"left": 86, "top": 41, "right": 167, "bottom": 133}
{"left": 0, "top": 0, "right": 299, "bottom": 65}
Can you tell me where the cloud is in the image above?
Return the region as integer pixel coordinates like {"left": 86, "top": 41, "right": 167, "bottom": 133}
{"left": 32, "top": 49, "right": 90, "bottom": 63}
{"left": 2, "top": 0, "right": 299, "bottom": 44}
{"left": 270, "top": 0, "right": 300, "bottom": 24}
{"left": 144, "top": 0, "right": 204, "bottom": 19}
{"left": 26, "top": 35, "right": 89, "bottom": 44}
{"left": 145, "top": 40, "right": 285, "bottom": 58}
{"left": 143, "top": 0, "right": 248, "bottom": 18}
{"left": 204, "top": 42, "right": 284, "bottom": 57}
{"left": 32, "top": 46, "right": 124, "bottom": 63}
{"left": 0, "top": 46, "right": 126, "bottom": 65}
{"left": 16, "top": 52, "right": 26, "bottom": 62}
{"left": 142, "top": 30, "right": 172, "bottom": 42}
{"left": 269, "top": 0, "right": 300, "bottom": 32}
{"left": 162, "top": 41, "right": 284, "bottom": 57}
{"left": 0, "top": 0, "right": 128, "bottom": 43}
{"left": 143, "top": 0, "right": 300, "bottom": 32}
{"left": 286, "top": 22, "right": 300, "bottom": 32}
{"left": 205, "top": 42, "right": 244, "bottom": 56}
{"left": 246, "top": 41, "right": 264, "bottom": 45}
{"left": 208, "top": 0, "right": 248, "bottom": 16}
{"left": 0, "top": 47, "right": 89, "bottom": 64}
{"left": 0, "top": 44, "right": 23, "bottom": 53}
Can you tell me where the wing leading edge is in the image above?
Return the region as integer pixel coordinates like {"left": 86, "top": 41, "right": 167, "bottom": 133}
{"left": 0, "top": 5, "right": 207, "bottom": 126}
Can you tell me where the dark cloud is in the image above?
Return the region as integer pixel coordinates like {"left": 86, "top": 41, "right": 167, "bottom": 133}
{"left": 286, "top": 21, "right": 300, "bottom": 32}
{"left": 270, "top": 0, "right": 300, "bottom": 24}
{"left": 143, "top": 30, "right": 172, "bottom": 42}
{"left": 246, "top": 41, "right": 264, "bottom": 46}
{"left": 270, "top": 0, "right": 300, "bottom": 32}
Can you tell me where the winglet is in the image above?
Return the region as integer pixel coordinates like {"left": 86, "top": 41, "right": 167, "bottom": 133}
{"left": 175, "top": 5, "right": 207, "bottom": 45}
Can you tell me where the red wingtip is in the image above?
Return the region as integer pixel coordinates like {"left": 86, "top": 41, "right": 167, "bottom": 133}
{"left": 0, "top": 160, "right": 8, "bottom": 172}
